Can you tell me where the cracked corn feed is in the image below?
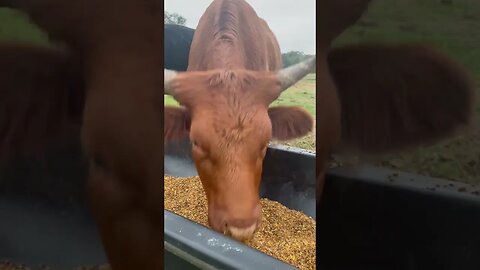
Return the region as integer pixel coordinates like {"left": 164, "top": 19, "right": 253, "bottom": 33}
{"left": 164, "top": 175, "right": 316, "bottom": 270}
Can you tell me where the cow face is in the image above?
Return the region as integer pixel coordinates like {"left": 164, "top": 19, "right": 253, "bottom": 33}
{"left": 164, "top": 69, "right": 313, "bottom": 240}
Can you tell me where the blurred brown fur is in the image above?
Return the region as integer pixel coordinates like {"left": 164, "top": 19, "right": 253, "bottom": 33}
{"left": 315, "top": 0, "right": 475, "bottom": 207}
{"left": 0, "top": 44, "right": 84, "bottom": 163}
{"left": 0, "top": 1, "right": 164, "bottom": 269}
{"left": 329, "top": 43, "right": 475, "bottom": 155}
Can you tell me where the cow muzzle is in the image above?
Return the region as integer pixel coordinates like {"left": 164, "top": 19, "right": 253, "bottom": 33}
{"left": 208, "top": 202, "right": 262, "bottom": 241}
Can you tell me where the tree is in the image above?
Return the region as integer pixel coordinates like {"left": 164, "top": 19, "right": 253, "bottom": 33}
{"left": 282, "top": 51, "right": 305, "bottom": 68}
{"left": 164, "top": 11, "right": 187, "bottom": 25}
{"left": 282, "top": 51, "right": 316, "bottom": 72}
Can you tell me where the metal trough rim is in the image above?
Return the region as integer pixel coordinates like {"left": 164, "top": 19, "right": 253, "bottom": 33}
{"left": 326, "top": 165, "right": 480, "bottom": 205}
{"left": 164, "top": 210, "right": 297, "bottom": 270}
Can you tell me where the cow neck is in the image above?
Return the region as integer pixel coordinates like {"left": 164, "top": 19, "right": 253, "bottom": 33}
{"left": 187, "top": 38, "right": 246, "bottom": 72}
{"left": 191, "top": 37, "right": 274, "bottom": 73}
{"left": 187, "top": 0, "right": 277, "bottom": 73}
{"left": 214, "top": 41, "right": 246, "bottom": 70}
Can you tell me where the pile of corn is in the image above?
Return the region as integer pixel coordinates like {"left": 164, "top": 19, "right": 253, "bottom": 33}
{"left": 164, "top": 175, "right": 316, "bottom": 270}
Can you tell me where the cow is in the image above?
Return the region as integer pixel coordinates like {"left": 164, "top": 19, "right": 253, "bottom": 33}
{"left": 0, "top": 1, "right": 165, "bottom": 269}
{"left": 163, "top": 0, "right": 315, "bottom": 241}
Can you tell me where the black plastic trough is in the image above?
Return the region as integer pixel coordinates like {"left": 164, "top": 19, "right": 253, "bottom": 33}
{"left": 319, "top": 165, "right": 480, "bottom": 270}
{"left": 164, "top": 139, "right": 316, "bottom": 270}
{"left": 0, "top": 142, "right": 107, "bottom": 268}
{"left": 2, "top": 137, "right": 479, "bottom": 270}
{"left": 0, "top": 138, "right": 316, "bottom": 269}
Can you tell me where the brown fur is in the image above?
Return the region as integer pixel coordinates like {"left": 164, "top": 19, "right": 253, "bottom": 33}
{"left": 186, "top": 0, "right": 282, "bottom": 71}
{"left": 268, "top": 106, "right": 314, "bottom": 141}
{"left": 164, "top": 106, "right": 191, "bottom": 142}
{"left": 315, "top": 0, "right": 375, "bottom": 205}
{"left": 0, "top": 44, "right": 84, "bottom": 162}
{"left": 329, "top": 43, "right": 475, "bottom": 154}
{"left": 2, "top": 1, "right": 164, "bottom": 269}
{"left": 164, "top": 0, "right": 313, "bottom": 237}
{"left": 317, "top": 0, "right": 373, "bottom": 49}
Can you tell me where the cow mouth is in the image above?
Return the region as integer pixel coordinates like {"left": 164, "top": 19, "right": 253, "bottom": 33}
{"left": 207, "top": 202, "right": 262, "bottom": 241}
{"left": 226, "top": 222, "right": 259, "bottom": 241}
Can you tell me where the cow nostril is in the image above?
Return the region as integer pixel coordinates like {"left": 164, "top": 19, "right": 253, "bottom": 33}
{"left": 223, "top": 221, "right": 228, "bottom": 234}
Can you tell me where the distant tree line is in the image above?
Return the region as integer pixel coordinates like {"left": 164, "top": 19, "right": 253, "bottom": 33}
{"left": 282, "top": 51, "right": 316, "bottom": 72}
{"left": 164, "top": 11, "right": 187, "bottom": 25}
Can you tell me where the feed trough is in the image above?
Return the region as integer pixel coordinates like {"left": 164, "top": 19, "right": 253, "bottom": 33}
{"left": 164, "top": 139, "right": 316, "bottom": 270}
{"left": 0, "top": 142, "right": 107, "bottom": 269}
{"left": 0, "top": 138, "right": 316, "bottom": 269}
{"left": 318, "top": 165, "right": 480, "bottom": 270}
{"left": 1, "top": 137, "right": 478, "bottom": 270}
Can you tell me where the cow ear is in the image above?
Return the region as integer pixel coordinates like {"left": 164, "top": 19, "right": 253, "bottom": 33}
{"left": 268, "top": 106, "right": 313, "bottom": 140}
{"left": 164, "top": 106, "right": 191, "bottom": 142}
{"left": 328, "top": 43, "right": 475, "bottom": 153}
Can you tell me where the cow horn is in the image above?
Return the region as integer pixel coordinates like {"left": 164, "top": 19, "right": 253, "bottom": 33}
{"left": 164, "top": 69, "right": 177, "bottom": 95}
{"left": 276, "top": 56, "right": 316, "bottom": 92}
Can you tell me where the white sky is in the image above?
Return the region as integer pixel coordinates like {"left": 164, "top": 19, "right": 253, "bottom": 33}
{"left": 164, "top": 0, "right": 316, "bottom": 55}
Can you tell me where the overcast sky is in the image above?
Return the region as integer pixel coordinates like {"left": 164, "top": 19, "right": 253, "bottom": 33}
{"left": 165, "top": 0, "right": 316, "bottom": 55}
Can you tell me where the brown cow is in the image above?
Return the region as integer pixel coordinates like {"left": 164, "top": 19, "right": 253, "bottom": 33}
{"left": 0, "top": 0, "right": 164, "bottom": 269}
{"left": 164, "top": 0, "right": 315, "bottom": 241}
{"left": 315, "top": 0, "right": 475, "bottom": 204}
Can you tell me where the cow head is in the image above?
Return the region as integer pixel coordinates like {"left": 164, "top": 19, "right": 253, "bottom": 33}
{"left": 164, "top": 58, "right": 314, "bottom": 240}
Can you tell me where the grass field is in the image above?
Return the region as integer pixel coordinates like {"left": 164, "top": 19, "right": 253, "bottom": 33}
{"left": 0, "top": 9, "right": 50, "bottom": 46}
{"left": 1, "top": 0, "right": 479, "bottom": 184}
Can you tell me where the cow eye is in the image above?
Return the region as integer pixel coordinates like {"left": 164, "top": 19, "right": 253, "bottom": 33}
{"left": 191, "top": 139, "right": 208, "bottom": 160}
{"left": 191, "top": 140, "right": 204, "bottom": 152}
